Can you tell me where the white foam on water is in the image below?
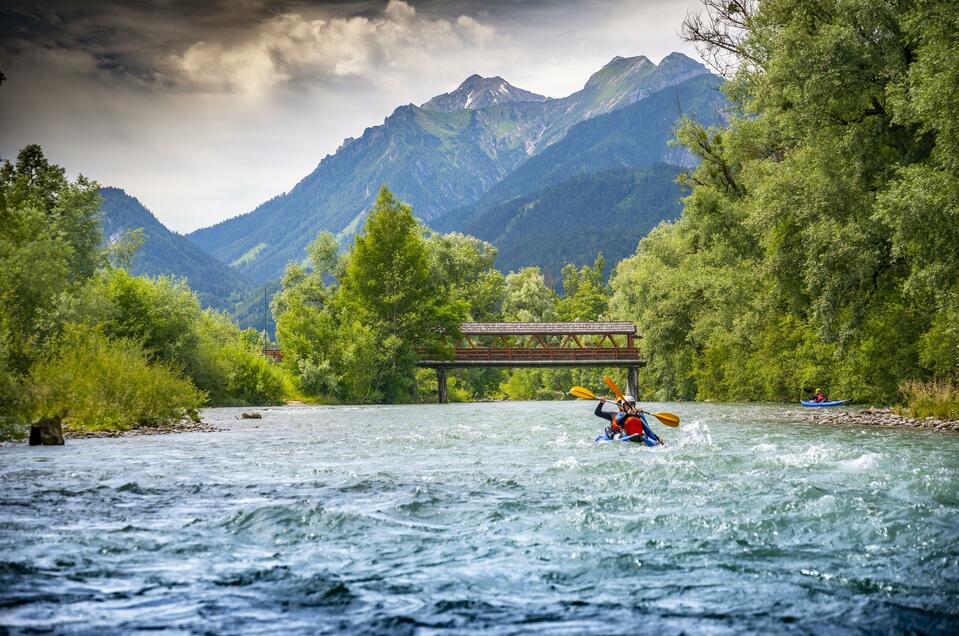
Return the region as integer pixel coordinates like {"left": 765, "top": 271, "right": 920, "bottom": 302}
{"left": 676, "top": 419, "right": 714, "bottom": 448}
{"left": 553, "top": 456, "right": 582, "bottom": 471}
{"left": 779, "top": 445, "right": 832, "bottom": 467}
{"left": 839, "top": 452, "right": 881, "bottom": 471}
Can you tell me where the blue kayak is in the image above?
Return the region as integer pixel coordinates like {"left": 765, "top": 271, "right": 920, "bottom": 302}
{"left": 594, "top": 433, "right": 660, "bottom": 446}
{"left": 800, "top": 399, "right": 850, "bottom": 407}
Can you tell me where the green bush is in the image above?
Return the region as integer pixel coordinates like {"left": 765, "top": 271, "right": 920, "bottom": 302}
{"left": 222, "top": 344, "right": 285, "bottom": 405}
{"left": 27, "top": 325, "right": 204, "bottom": 431}
{"left": 82, "top": 271, "right": 287, "bottom": 406}
{"left": 899, "top": 380, "right": 959, "bottom": 421}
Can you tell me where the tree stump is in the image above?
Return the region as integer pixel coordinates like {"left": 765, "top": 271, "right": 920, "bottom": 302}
{"left": 29, "top": 416, "right": 65, "bottom": 445}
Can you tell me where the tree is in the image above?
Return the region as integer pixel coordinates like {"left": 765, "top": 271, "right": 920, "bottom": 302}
{"left": 0, "top": 145, "right": 101, "bottom": 411}
{"left": 502, "top": 267, "right": 557, "bottom": 322}
{"left": 556, "top": 254, "right": 609, "bottom": 322}
{"left": 337, "top": 187, "right": 465, "bottom": 402}
{"left": 425, "top": 231, "right": 504, "bottom": 321}
{"left": 273, "top": 188, "right": 472, "bottom": 403}
{"left": 611, "top": 0, "right": 959, "bottom": 403}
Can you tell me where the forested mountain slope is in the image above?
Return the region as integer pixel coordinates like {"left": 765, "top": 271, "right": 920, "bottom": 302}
{"left": 98, "top": 187, "right": 252, "bottom": 311}
{"left": 434, "top": 73, "right": 725, "bottom": 235}
{"left": 465, "top": 164, "right": 686, "bottom": 280}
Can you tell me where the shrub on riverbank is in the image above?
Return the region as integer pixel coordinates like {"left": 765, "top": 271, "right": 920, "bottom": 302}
{"left": 26, "top": 325, "right": 204, "bottom": 431}
{"left": 899, "top": 380, "right": 959, "bottom": 421}
{"left": 86, "top": 269, "right": 287, "bottom": 406}
{"left": 0, "top": 146, "right": 289, "bottom": 441}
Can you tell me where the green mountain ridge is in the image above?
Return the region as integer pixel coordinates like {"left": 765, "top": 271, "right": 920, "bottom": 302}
{"left": 99, "top": 187, "right": 253, "bottom": 310}
{"left": 186, "top": 53, "right": 715, "bottom": 283}
{"left": 431, "top": 74, "right": 726, "bottom": 276}
{"left": 98, "top": 187, "right": 275, "bottom": 333}
{"left": 436, "top": 73, "right": 725, "bottom": 233}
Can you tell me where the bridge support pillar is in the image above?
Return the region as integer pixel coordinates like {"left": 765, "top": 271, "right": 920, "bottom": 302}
{"left": 437, "top": 367, "right": 448, "bottom": 404}
{"left": 627, "top": 366, "right": 639, "bottom": 400}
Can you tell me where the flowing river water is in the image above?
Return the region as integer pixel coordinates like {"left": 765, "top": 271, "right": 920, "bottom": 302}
{"left": 2, "top": 402, "right": 958, "bottom": 634}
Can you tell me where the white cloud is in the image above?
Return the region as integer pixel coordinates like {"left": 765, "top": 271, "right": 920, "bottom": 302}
{"left": 160, "top": 1, "right": 502, "bottom": 93}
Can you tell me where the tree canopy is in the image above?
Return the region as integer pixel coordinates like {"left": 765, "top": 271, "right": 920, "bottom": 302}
{"left": 611, "top": 0, "right": 959, "bottom": 402}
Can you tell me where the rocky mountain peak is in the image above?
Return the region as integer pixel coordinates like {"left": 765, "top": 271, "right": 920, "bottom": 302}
{"left": 584, "top": 55, "right": 656, "bottom": 89}
{"left": 421, "top": 75, "right": 547, "bottom": 112}
{"left": 656, "top": 52, "right": 709, "bottom": 75}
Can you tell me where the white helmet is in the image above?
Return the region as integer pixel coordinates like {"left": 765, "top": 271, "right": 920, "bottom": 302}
{"left": 623, "top": 395, "right": 636, "bottom": 404}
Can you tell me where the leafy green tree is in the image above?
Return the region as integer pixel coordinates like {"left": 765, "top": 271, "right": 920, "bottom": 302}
{"left": 425, "top": 231, "right": 504, "bottom": 321}
{"left": 502, "top": 267, "right": 557, "bottom": 322}
{"left": 337, "top": 187, "right": 465, "bottom": 402}
{"left": 0, "top": 145, "right": 102, "bottom": 412}
{"left": 557, "top": 255, "right": 609, "bottom": 321}
{"left": 272, "top": 231, "right": 341, "bottom": 396}
{"left": 273, "top": 188, "right": 472, "bottom": 403}
{"left": 609, "top": 0, "right": 959, "bottom": 403}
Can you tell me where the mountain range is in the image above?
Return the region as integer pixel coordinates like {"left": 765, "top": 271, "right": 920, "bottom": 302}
{"left": 98, "top": 187, "right": 277, "bottom": 333}
{"left": 98, "top": 52, "right": 726, "bottom": 328}
{"left": 186, "top": 53, "right": 723, "bottom": 283}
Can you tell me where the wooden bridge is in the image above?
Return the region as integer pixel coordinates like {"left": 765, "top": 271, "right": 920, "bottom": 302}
{"left": 419, "top": 321, "right": 643, "bottom": 403}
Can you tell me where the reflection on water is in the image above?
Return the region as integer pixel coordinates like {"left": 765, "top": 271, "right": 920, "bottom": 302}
{"left": 1, "top": 401, "right": 958, "bottom": 633}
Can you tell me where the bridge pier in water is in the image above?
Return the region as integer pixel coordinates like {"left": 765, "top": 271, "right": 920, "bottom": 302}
{"left": 627, "top": 366, "right": 639, "bottom": 399}
{"left": 437, "top": 367, "right": 448, "bottom": 404}
{"left": 422, "top": 322, "right": 645, "bottom": 404}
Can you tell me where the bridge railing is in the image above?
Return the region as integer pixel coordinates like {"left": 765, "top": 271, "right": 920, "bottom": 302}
{"left": 451, "top": 347, "right": 641, "bottom": 362}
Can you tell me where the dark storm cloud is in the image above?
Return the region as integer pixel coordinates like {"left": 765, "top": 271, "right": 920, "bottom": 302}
{"left": 0, "top": 2, "right": 498, "bottom": 83}
{"left": 0, "top": 1, "right": 611, "bottom": 89}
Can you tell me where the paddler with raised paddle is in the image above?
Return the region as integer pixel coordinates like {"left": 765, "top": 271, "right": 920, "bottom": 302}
{"left": 569, "top": 376, "right": 679, "bottom": 445}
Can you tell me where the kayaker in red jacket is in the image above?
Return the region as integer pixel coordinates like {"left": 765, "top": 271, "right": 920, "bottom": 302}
{"left": 594, "top": 396, "right": 662, "bottom": 445}
{"left": 814, "top": 388, "right": 826, "bottom": 403}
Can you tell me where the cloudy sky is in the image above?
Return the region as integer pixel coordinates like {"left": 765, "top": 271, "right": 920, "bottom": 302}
{"left": 0, "top": 0, "right": 704, "bottom": 233}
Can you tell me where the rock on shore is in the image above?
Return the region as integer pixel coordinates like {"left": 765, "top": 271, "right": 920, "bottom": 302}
{"left": 813, "top": 407, "right": 959, "bottom": 431}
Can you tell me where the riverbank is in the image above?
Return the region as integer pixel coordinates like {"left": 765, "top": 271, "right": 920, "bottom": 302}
{"left": 63, "top": 419, "right": 222, "bottom": 439}
{"left": 812, "top": 407, "right": 959, "bottom": 432}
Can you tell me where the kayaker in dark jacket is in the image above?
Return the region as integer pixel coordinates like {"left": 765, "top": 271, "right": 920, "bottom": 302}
{"left": 595, "top": 396, "right": 662, "bottom": 445}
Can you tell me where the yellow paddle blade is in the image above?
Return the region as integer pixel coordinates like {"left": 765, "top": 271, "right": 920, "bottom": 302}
{"left": 569, "top": 386, "right": 598, "bottom": 400}
{"left": 604, "top": 376, "right": 626, "bottom": 401}
{"left": 649, "top": 412, "right": 680, "bottom": 428}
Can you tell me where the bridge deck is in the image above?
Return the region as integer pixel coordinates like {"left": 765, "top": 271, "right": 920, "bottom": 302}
{"left": 421, "top": 322, "right": 643, "bottom": 375}
{"left": 420, "top": 347, "right": 643, "bottom": 368}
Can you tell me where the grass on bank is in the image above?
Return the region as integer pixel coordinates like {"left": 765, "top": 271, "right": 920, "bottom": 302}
{"left": 27, "top": 326, "right": 205, "bottom": 432}
{"left": 899, "top": 379, "right": 959, "bottom": 421}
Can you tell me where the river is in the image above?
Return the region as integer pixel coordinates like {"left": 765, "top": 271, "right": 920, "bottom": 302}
{"left": 2, "top": 402, "right": 958, "bottom": 634}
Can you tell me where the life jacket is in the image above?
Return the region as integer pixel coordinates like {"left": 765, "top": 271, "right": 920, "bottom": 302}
{"left": 614, "top": 412, "right": 646, "bottom": 437}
